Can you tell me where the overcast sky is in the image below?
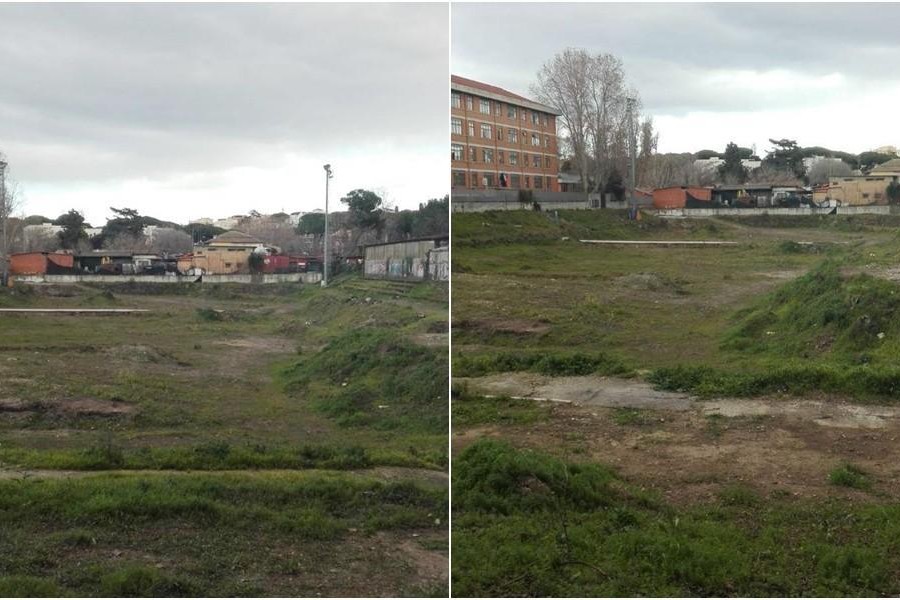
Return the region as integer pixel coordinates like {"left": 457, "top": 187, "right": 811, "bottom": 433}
{"left": 453, "top": 3, "right": 900, "bottom": 157}
{"left": 0, "top": 3, "right": 448, "bottom": 226}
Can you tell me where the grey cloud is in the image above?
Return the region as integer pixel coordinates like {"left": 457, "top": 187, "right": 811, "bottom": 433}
{"left": 452, "top": 3, "right": 900, "bottom": 117}
{"left": 0, "top": 3, "right": 448, "bottom": 183}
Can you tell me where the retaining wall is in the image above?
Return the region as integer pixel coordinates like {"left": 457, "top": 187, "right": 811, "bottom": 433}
{"left": 652, "top": 205, "right": 897, "bottom": 218}
{"left": 12, "top": 272, "right": 322, "bottom": 285}
{"left": 451, "top": 190, "right": 591, "bottom": 212}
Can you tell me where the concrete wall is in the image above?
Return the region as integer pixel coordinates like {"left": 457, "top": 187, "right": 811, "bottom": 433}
{"left": 364, "top": 239, "right": 437, "bottom": 281}
{"left": 428, "top": 246, "right": 449, "bottom": 282}
{"left": 651, "top": 205, "right": 896, "bottom": 218}
{"left": 452, "top": 190, "right": 590, "bottom": 212}
{"left": 12, "top": 272, "right": 321, "bottom": 285}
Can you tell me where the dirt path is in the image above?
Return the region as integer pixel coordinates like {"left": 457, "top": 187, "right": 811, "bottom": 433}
{"left": 457, "top": 373, "right": 694, "bottom": 410}
{"left": 456, "top": 373, "right": 900, "bottom": 504}
{"left": 0, "top": 466, "right": 448, "bottom": 482}
{"left": 457, "top": 372, "right": 900, "bottom": 427}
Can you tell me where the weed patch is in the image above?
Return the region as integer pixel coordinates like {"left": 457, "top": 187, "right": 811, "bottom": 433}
{"left": 279, "top": 328, "right": 447, "bottom": 434}
{"left": 454, "top": 349, "right": 630, "bottom": 378}
{"left": 453, "top": 440, "right": 900, "bottom": 597}
{"left": 452, "top": 391, "right": 550, "bottom": 427}
{"left": 829, "top": 463, "right": 871, "bottom": 490}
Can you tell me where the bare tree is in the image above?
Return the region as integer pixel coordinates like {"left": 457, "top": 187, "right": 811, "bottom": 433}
{"left": 533, "top": 48, "right": 639, "bottom": 206}
{"left": 641, "top": 153, "right": 717, "bottom": 189}
{"left": 104, "top": 232, "right": 149, "bottom": 253}
{"left": 807, "top": 159, "right": 853, "bottom": 186}
{"left": 745, "top": 164, "right": 802, "bottom": 186}
{"left": 0, "top": 157, "right": 23, "bottom": 285}
{"left": 22, "top": 229, "right": 61, "bottom": 253}
{"left": 147, "top": 228, "right": 192, "bottom": 255}
{"left": 636, "top": 117, "right": 658, "bottom": 186}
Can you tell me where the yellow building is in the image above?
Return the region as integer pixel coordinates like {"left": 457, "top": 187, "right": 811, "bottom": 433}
{"left": 179, "top": 230, "right": 264, "bottom": 275}
{"left": 816, "top": 174, "right": 898, "bottom": 206}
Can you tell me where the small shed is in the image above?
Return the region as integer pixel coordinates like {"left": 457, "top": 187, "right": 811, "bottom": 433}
{"left": 652, "top": 186, "right": 713, "bottom": 209}
{"left": 10, "top": 252, "right": 75, "bottom": 275}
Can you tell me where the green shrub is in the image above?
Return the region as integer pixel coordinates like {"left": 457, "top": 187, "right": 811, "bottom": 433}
{"left": 829, "top": 464, "right": 870, "bottom": 490}
{"left": 453, "top": 350, "right": 630, "bottom": 378}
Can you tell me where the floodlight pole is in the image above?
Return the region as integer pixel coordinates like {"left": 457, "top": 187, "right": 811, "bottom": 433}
{"left": 626, "top": 97, "right": 637, "bottom": 208}
{"left": 323, "top": 164, "right": 333, "bottom": 286}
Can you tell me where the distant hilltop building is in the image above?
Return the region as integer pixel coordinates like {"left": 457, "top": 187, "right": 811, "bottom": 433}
{"left": 874, "top": 145, "right": 899, "bottom": 156}
{"left": 451, "top": 74, "right": 561, "bottom": 192}
{"left": 694, "top": 157, "right": 762, "bottom": 172}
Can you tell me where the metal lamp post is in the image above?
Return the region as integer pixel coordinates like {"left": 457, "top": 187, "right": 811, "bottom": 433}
{"left": 322, "top": 163, "right": 333, "bottom": 286}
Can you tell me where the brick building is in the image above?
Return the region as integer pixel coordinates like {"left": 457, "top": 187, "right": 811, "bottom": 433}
{"left": 451, "top": 75, "right": 561, "bottom": 192}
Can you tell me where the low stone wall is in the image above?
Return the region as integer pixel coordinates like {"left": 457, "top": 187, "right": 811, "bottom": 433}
{"left": 12, "top": 272, "right": 322, "bottom": 285}
{"left": 451, "top": 190, "right": 590, "bottom": 212}
{"left": 651, "top": 205, "right": 897, "bottom": 218}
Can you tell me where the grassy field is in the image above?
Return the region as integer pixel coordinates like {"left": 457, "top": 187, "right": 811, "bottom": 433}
{"left": 452, "top": 209, "right": 900, "bottom": 596}
{"left": 0, "top": 276, "right": 448, "bottom": 597}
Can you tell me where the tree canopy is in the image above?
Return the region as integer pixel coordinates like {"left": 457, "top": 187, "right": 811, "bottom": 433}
{"left": 56, "top": 209, "right": 88, "bottom": 249}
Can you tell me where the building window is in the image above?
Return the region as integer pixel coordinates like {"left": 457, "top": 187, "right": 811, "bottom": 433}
{"left": 532, "top": 133, "right": 539, "bottom": 146}
{"left": 535, "top": 176, "right": 543, "bottom": 189}
{"left": 510, "top": 174, "right": 521, "bottom": 188}
{"left": 542, "top": 115, "right": 548, "bottom": 127}
{"left": 525, "top": 176, "right": 531, "bottom": 188}
{"left": 544, "top": 135, "right": 550, "bottom": 148}
{"left": 469, "top": 146, "right": 477, "bottom": 162}
{"left": 479, "top": 99, "right": 490, "bottom": 114}
{"left": 483, "top": 149, "right": 493, "bottom": 164}
{"left": 533, "top": 155, "right": 541, "bottom": 168}
{"left": 451, "top": 93, "right": 461, "bottom": 109}
{"left": 545, "top": 156, "right": 551, "bottom": 168}
{"left": 484, "top": 172, "right": 495, "bottom": 187}
{"left": 480, "top": 123, "right": 492, "bottom": 138}
{"left": 465, "top": 96, "right": 473, "bottom": 110}
{"left": 532, "top": 112, "right": 540, "bottom": 125}
{"left": 498, "top": 150, "right": 505, "bottom": 164}
{"left": 508, "top": 129, "right": 518, "bottom": 144}
{"left": 494, "top": 102, "right": 502, "bottom": 116}
{"left": 521, "top": 110, "right": 527, "bottom": 122}
{"left": 451, "top": 117, "right": 462, "bottom": 135}
{"left": 522, "top": 152, "right": 528, "bottom": 165}
{"left": 509, "top": 152, "right": 518, "bottom": 165}
{"left": 497, "top": 127, "right": 503, "bottom": 140}
{"left": 468, "top": 121, "right": 475, "bottom": 137}
{"left": 451, "top": 144, "right": 463, "bottom": 161}
{"left": 452, "top": 171, "right": 466, "bottom": 187}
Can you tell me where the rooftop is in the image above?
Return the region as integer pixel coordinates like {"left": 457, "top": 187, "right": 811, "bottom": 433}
{"left": 207, "top": 230, "right": 262, "bottom": 246}
{"left": 451, "top": 74, "right": 561, "bottom": 116}
{"left": 870, "top": 159, "right": 900, "bottom": 174}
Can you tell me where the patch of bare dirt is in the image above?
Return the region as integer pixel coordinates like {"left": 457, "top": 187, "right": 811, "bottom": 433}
{"left": 456, "top": 373, "right": 694, "bottom": 410}
{"left": 0, "top": 396, "right": 133, "bottom": 417}
{"left": 614, "top": 272, "right": 686, "bottom": 294}
{"left": 455, "top": 318, "right": 551, "bottom": 336}
{"left": 455, "top": 374, "right": 900, "bottom": 505}
{"left": 212, "top": 336, "right": 296, "bottom": 353}
{"left": 410, "top": 333, "right": 448, "bottom": 348}
{"left": 102, "top": 344, "right": 186, "bottom": 365}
